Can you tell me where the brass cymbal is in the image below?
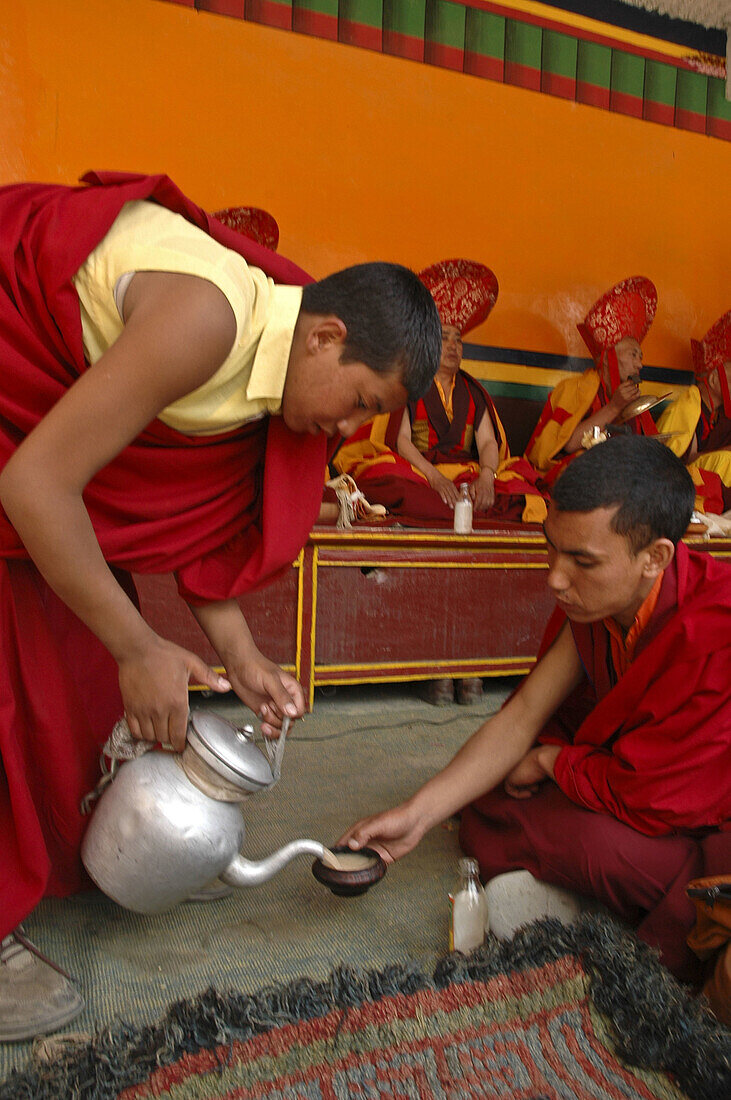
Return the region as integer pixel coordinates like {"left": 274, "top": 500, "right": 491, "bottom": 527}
{"left": 617, "top": 392, "right": 673, "bottom": 422}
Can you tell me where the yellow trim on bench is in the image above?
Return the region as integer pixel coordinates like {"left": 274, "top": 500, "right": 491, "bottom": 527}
{"left": 313, "top": 530, "right": 547, "bottom": 545}
{"left": 318, "top": 560, "right": 549, "bottom": 569}
{"left": 316, "top": 656, "right": 535, "bottom": 673}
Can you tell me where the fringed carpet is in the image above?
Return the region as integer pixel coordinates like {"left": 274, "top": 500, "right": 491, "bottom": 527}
{"left": 1, "top": 916, "right": 729, "bottom": 1100}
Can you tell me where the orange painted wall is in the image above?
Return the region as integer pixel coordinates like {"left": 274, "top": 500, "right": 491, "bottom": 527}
{"left": 2, "top": 0, "right": 730, "bottom": 369}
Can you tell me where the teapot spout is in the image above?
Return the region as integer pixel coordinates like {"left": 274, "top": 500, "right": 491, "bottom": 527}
{"left": 221, "top": 839, "right": 327, "bottom": 888}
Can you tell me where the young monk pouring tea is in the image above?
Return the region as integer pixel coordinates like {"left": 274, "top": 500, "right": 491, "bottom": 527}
{"left": 0, "top": 170, "right": 441, "bottom": 1041}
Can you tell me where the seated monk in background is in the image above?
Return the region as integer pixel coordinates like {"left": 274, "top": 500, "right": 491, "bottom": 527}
{"left": 341, "top": 437, "right": 731, "bottom": 991}
{"left": 397, "top": 260, "right": 503, "bottom": 515}
{"left": 333, "top": 258, "right": 546, "bottom": 529}
{"left": 655, "top": 308, "right": 731, "bottom": 515}
{"left": 526, "top": 276, "right": 660, "bottom": 487}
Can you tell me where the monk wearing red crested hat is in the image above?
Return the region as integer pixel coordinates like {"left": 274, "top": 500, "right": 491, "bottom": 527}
{"left": 333, "top": 260, "right": 546, "bottom": 533}
{"left": 399, "top": 261, "right": 534, "bottom": 515}
{"left": 656, "top": 309, "right": 731, "bottom": 515}
{"left": 526, "top": 276, "right": 659, "bottom": 486}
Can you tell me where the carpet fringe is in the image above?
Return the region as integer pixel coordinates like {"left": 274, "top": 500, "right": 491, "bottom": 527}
{"left": 0, "top": 913, "right": 728, "bottom": 1100}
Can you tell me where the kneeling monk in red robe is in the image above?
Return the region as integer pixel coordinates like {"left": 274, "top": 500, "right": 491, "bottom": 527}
{"left": 342, "top": 436, "right": 731, "bottom": 993}
{"left": 0, "top": 171, "right": 441, "bottom": 1040}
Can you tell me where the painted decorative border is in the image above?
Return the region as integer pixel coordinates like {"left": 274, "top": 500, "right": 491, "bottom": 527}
{"left": 462, "top": 341, "right": 694, "bottom": 404}
{"left": 156, "top": 0, "right": 730, "bottom": 141}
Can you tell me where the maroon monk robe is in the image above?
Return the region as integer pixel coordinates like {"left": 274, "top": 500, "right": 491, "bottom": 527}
{"left": 460, "top": 543, "right": 731, "bottom": 981}
{"left": 696, "top": 407, "right": 731, "bottom": 512}
{"left": 408, "top": 370, "right": 499, "bottom": 465}
{"left": 698, "top": 407, "right": 731, "bottom": 454}
{"left": 0, "top": 172, "right": 327, "bottom": 935}
{"left": 552, "top": 543, "right": 731, "bottom": 836}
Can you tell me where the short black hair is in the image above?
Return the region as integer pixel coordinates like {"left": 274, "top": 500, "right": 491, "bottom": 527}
{"left": 551, "top": 435, "right": 695, "bottom": 551}
{"left": 301, "top": 263, "right": 441, "bottom": 401}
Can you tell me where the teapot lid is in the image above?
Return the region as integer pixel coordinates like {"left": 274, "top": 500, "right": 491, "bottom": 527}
{"left": 187, "top": 711, "right": 274, "bottom": 793}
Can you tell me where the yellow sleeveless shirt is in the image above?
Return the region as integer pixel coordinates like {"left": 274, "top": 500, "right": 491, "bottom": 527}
{"left": 72, "top": 200, "right": 301, "bottom": 435}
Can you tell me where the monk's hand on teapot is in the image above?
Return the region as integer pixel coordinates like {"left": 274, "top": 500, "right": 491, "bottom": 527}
{"left": 426, "top": 468, "right": 460, "bottom": 507}
{"left": 118, "top": 635, "right": 231, "bottom": 752}
{"left": 224, "top": 649, "right": 305, "bottom": 738}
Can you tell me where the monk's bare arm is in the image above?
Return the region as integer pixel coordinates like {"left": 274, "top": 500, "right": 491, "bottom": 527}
{"left": 189, "top": 600, "right": 306, "bottom": 734}
{"left": 340, "top": 622, "right": 583, "bottom": 861}
{"left": 0, "top": 272, "right": 237, "bottom": 747}
{"left": 396, "top": 408, "right": 459, "bottom": 506}
{"left": 472, "top": 416, "right": 499, "bottom": 510}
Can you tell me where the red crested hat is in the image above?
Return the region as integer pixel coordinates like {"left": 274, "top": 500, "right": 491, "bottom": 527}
{"left": 418, "top": 259, "right": 498, "bottom": 335}
{"left": 577, "top": 276, "right": 657, "bottom": 362}
{"left": 691, "top": 309, "right": 731, "bottom": 418}
{"left": 691, "top": 309, "right": 731, "bottom": 379}
{"left": 210, "top": 206, "right": 279, "bottom": 252}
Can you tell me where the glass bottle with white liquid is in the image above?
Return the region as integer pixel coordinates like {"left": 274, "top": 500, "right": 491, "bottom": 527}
{"left": 453, "top": 483, "right": 473, "bottom": 534}
{"left": 450, "top": 857, "right": 488, "bottom": 952}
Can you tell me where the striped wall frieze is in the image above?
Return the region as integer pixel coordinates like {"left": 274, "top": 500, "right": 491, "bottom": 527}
{"left": 463, "top": 340, "right": 694, "bottom": 385}
{"left": 156, "top": 0, "right": 731, "bottom": 141}
{"left": 462, "top": 343, "right": 693, "bottom": 409}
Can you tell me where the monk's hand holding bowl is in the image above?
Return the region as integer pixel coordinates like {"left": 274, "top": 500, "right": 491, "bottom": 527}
{"left": 338, "top": 800, "right": 426, "bottom": 865}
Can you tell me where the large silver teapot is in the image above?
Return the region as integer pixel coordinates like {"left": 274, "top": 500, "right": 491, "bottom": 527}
{"left": 80, "top": 710, "right": 328, "bottom": 914}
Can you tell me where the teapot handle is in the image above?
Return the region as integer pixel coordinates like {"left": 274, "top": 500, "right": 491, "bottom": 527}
{"left": 262, "top": 715, "right": 290, "bottom": 783}
{"left": 80, "top": 718, "right": 175, "bottom": 815}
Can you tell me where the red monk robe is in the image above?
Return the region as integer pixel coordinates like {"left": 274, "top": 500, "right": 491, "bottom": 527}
{"left": 647, "top": 396, "right": 730, "bottom": 515}
{"left": 692, "top": 407, "right": 731, "bottom": 513}
{"left": 461, "top": 542, "right": 731, "bottom": 981}
{"left": 679, "top": 310, "right": 731, "bottom": 514}
{"left": 0, "top": 172, "right": 328, "bottom": 937}
{"left": 651, "top": 305, "right": 731, "bottom": 514}
{"left": 525, "top": 368, "right": 659, "bottom": 488}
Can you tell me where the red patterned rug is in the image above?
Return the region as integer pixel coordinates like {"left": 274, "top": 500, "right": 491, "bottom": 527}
{"left": 2, "top": 915, "right": 729, "bottom": 1100}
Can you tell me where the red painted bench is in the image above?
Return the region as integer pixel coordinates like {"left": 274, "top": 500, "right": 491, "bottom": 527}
{"left": 133, "top": 525, "right": 730, "bottom": 710}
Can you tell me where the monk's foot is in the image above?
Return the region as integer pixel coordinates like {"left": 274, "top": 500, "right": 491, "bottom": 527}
{"left": 0, "top": 926, "right": 84, "bottom": 1042}
{"left": 456, "top": 678, "right": 483, "bottom": 705}
{"left": 423, "top": 679, "right": 454, "bottom": 706}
